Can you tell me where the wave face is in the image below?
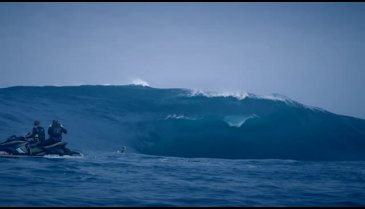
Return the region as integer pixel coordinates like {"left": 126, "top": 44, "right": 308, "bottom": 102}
{"left": 1, "top": 85, "right": 365, "bottom": 160}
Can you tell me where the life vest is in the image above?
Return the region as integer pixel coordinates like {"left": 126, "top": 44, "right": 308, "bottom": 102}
{"left": 33, "top": 127, "right": 44, "bottom": 142}
{"left": 34, "top": 134, "right": 40, "bottom": 142}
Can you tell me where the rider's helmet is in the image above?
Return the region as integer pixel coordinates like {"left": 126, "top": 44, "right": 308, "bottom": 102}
{"left": 34, "top": 120, "right": 40, "bottom": 126}
{"left": 52, "top": 119, "right": 61, "bottom": 127}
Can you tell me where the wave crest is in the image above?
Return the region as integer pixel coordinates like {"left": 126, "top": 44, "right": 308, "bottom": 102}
{"left": 131, "top": 78, "right": 150, "bottom": 87}
{"left": 186, "top": 89, "right": 249, "bottom": 100}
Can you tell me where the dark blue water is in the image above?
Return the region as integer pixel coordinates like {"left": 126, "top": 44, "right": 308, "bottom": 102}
{"left": 1, "top": 152, "right": 364, "bottom": 206}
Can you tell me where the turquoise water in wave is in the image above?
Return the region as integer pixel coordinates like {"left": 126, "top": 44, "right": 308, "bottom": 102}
{"left": 1, "top": 152, "right": 364, "bottom": 206}
{"left": 1, "top": 85, "right": 365, "bottom": 161}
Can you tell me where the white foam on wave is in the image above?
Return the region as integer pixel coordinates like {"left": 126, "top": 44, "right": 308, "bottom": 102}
{"left": 250, "top": 93, "right": 298, "bottom": 104}
{"left": 131, "top": 78, "right": 150, "bottom": 87}
{"left": 185, "top": 89, "right": 313, "bottom": 108}
{"left": 164, "top": 114, "right": 198, "bottom": 120}
{"left": 185, "top": 89, "right": 297, "bottom": 103}
{"left": 187, "top": 89, "right": 249, "bottom": 100}
{"left": 223, "top": 114, "right": 258, "bottom": 128}
{"left": 253, "top": 94, "right": 328, "bottom": 112}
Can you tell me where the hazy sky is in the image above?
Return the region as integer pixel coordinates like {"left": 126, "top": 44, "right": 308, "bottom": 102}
{"left": 0, "top": 3, "right": 365, "bottom": 119}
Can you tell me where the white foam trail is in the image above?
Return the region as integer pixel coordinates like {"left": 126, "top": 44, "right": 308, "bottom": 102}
{"left": 43, "top": 153, "right": 84, "bottom": 159}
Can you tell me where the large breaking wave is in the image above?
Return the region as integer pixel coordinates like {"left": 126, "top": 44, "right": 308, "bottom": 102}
{"left": 1, "top": 85, "right": 365, "bottom": 160}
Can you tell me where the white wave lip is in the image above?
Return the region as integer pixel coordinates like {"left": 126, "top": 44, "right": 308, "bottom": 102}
{"left": 186, "top": 89, "right": 296, "bottom": 103}
{"left": 250, "top": 93, "right": 297, "bottom": 104}
{"left": 253, "top": 94, "right": 327, "bottom": 112}
{"left": 223, "top": 114, "right": 258, "bottom": 128}
{"left": 187, "top": 89, "right": 249, "bottom": 100}
{"left": 131, "top": 78, "right": 150, "bottom": 87}
{"left": 185, "top": 89, "right": 326, "bottom": 112}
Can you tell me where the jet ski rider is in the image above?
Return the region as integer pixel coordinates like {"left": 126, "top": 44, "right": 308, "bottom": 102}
{"left": 25, "top": 120, "right": 45, "bottom": 146}
{"left": 43, "top": 120, "right": 68, "bottom": 146}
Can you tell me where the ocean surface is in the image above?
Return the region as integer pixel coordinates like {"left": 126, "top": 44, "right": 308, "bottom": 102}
{"left": 1, "top": 152, "right": 365, "bottom": 206}
{"left": 1, "top": 85, "right": 365, "bottom": 206}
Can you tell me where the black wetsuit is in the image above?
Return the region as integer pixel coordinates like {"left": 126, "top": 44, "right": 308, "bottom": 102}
{"left": 45, "top": 125, "right": 67, "bottom": 146}
{"left": 26, "top": 126, "right": 45, "bottom": 144}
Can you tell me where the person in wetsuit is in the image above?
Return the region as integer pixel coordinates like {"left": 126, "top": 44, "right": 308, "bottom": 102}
{"left": 43, "top": 120, "right": 67, "bottom": 146}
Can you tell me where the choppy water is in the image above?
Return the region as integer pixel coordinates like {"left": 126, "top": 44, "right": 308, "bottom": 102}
{"left": 1, "top": 152, "right": 364, "bottom": 206}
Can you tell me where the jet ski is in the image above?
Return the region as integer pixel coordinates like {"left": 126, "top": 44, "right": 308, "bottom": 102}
{"left": 0, "top": 135, "right": 82, "bottom": 158}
